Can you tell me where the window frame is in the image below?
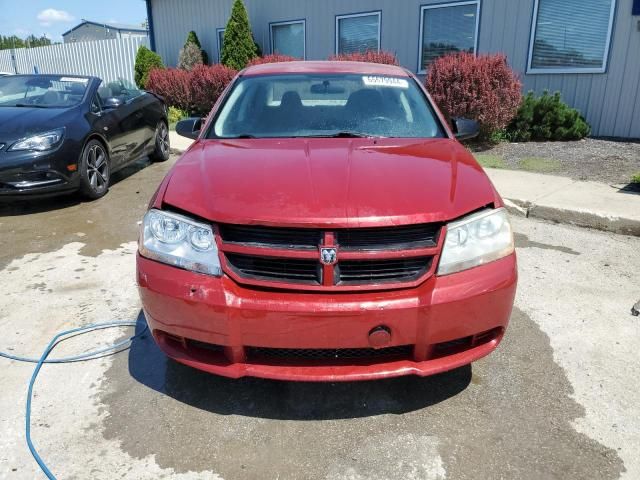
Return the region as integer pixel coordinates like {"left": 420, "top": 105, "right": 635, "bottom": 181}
{"left": 269, "top": 19, "right": 306, "bottom": 59}
{"left": 417, "top": 0, "right": 481, "bottom": 75}
{"left": 526, "top": 0, "right": 617, "bottom": 75}
{"left": 216, "top": 28, "right": 226, "bottom": 63}
{"left": 335, "top": 11, "right": 382, "bottom": 55}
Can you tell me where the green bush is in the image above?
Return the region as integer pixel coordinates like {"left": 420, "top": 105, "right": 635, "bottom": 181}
{"left": 134, "top": 45, "right": 164, "bottom": 89}
{"left": 221, "top": 0, "right": 258, "bottom": 70}
{"left": 168, "top": 106, "right": 189, "bottom": 127}
{"left": 184, "top": 31, "right": 208, "bottom": 65}
{"left": 507, "top": 91, "right": 591, "bottom": 142}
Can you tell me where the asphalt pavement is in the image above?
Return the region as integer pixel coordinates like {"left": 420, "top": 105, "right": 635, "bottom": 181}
{"left": 0, "top": 154, "right": 638, "bottom": 480}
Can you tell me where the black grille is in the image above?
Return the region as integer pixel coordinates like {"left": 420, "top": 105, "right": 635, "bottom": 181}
{"left": 337, "top": 224, "right": 441, "bottom": 250}
{"left": 246, "top": 345, "right": 413, "bottom": 362}
{"left": 219, "top": 224, "right": 321, "bottom": 249}
{"left": 337, "top": 257, "right": 432, "bottom": 285}
{"left": 225, "top": 253, "right": 320, "bottom": 284}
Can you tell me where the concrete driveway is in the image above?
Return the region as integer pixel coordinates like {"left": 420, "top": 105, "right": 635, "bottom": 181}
{"left": 1, "top": 155, "right": 638, "bottom": 480}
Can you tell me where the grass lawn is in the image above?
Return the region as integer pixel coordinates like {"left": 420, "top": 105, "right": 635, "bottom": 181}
{"left": 517, "top": 157, "right": 562, "bottom": 173}
{"left": 474, "top": 154, "right": 507, "bottom": 169}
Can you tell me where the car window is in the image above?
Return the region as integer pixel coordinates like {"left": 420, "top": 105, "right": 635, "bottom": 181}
{"left": 0, "top": 75, "right": 89, "bottom": 108}
{"left": 105, "top": 78, "right": 143, "bottom": 103}
{"left": 90, "top": 94, "right": 102, "bottom": 114}
{"left": 211, "top": 73, "right": 445, "bottom": 139}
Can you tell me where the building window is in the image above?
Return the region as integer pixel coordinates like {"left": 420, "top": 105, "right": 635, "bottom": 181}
{"left": 335, "top": 12, "right": 381, "bottom": 55}
{"left": 527, "top": 0, "right": 616, "bottom": 74}
{"left": 217, "top": 28, "right": 225, "bottom": 62}
{"left": 270, "top": 20, "right": 305, "bottom": 59}
{"left": 418, "top": 1, "right": 480, "bottom": 74}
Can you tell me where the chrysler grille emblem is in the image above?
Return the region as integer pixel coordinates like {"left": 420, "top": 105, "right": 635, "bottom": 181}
{"left": 320, "top": 247, "right": 338, "bottom": 265}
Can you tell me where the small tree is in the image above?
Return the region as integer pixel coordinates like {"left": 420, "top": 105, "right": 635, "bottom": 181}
{"left": 184, "top": 30, "right": 208, "bottom": 65}
{"left": 178, "top": 42, "right": 204, "bottom": 71}
{"left": 134, "top": 45, "right": 164, "bottom": 89}
{"left": 426, "top": 52, "right": 522, "bottom": 137}
{"left": 221, "top": 0, "right": 258, "bottom": 70}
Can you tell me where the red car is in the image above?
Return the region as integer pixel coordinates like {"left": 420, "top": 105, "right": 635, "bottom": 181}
{"left": 137, "top": 61, "right": 517, "bottom": 382}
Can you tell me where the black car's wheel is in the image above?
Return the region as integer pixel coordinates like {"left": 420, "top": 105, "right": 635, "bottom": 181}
{"left": 150, "top": 121, "right": 170, "bottom": 162}
{"left": 79, "top": 140, "right": 110, "bottom": 200}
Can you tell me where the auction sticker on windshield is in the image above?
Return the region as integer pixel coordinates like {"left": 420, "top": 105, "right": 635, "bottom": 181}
{"left": 362, "top": 76, "right": 409, "bottom": 89}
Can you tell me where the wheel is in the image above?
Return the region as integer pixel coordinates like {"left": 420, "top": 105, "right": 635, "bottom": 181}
{"left": 150, "top": 120, "right": 170, "bottom": 162}
{"left": 79, "top": 139, "right": 110, "bottom": 200}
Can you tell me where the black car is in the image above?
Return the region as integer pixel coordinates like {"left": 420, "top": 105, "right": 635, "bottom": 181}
{"left": 0, "top": 74, "right": 170, "bottom": 199}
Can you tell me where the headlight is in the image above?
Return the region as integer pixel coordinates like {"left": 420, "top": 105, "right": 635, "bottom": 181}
{"left": 437, "top": 208, "right": 514, "bottom": 275}
{"left": 9, "top": 128, "right": 65, "bottom": 152}
{"left": 139, "top": 209, "right": 222, "bottom": 276}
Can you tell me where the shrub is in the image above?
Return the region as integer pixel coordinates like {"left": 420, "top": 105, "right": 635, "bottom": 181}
{"left": 190, "top": 64, "right": 237, "bottom": 115}
{"left": 145, "top": 67, "right": 193, "bottom": 112}
{"left": 329, "top": 50, "right": 399, "bottom": 65}
{"left": 184, "top": 30, "right": 208, "bottom": 65}
{"left": 221, "top": 0, "right": 258, "bottom": 70}
{"left": 247, "top": 54, "right": 297, "bottom": 66}
{"left": 507, "top": 91, "right": 591, "bottom": 142}
{"left": 147, "top": 65, "right": 237, "bottom": 115}
{"left": 168, "top": 106, "right": 189, "bottom": 126}
{"left": 178, "top": 42, "right": 204, "bottom": 71}
{"left": 426, "top": 52, "right": 522, "bottom": 137}
{"left": 134, "top": 45, "right": 164, "bottom": 89}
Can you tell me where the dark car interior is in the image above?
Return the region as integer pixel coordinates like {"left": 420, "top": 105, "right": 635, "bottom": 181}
{"left": 216, "top": 76, "right": 444, "bottom": 138}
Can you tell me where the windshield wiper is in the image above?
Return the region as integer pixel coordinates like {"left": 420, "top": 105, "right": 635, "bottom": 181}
{"left": 302, "top": 131, "right": 381, "bottom": 138}
{"left": 222, "top": 133, "right": 258, "bottom": 139}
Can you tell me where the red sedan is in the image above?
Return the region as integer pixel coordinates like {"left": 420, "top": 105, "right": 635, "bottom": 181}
{"left": 137, "top": 61, "right": 517, "bottom": 382}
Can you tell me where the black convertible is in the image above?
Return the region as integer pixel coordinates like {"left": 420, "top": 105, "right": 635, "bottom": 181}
{"left": 0, "top": 74, "right": 169, "bottom": 199}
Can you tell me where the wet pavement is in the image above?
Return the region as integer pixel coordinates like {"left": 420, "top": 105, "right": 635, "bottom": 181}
{"left": 0, "top": 154, "right": 638, "bottom": 479}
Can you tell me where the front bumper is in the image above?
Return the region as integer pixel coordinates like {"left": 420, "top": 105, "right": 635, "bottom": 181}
{"left": 0, "top": 145, "right": 79, "bottom": 196}
{"left": 137, "top": 253, "right": 517, "bottom": 381}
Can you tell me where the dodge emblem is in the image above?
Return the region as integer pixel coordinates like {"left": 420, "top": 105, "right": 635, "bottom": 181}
{"left": 320, "top": 247, "right": 338, "bottom": 265}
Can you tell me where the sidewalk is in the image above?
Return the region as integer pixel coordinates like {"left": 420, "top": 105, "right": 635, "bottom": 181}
{"left": 485, "top": 169, "right": 640, "bottom": 236}
{"left": 168, "top": 131, "right": 640, "bottom": 236}
{"left": 169, "top": 130, "right": 194, "bottom": 153}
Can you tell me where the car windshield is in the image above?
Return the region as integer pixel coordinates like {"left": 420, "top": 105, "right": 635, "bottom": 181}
{"left": 211, "top": 73, "right": 446, "bottom": 139}
{"left": 0, "top": 75, "right": 89, "bottom": 108}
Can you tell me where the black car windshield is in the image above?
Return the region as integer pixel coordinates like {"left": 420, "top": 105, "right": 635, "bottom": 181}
{"left": 210, "top": 73, "right": 446, "bottom": 139}
{"left": 0, "top": 75, "right": 89, "bottom": 108}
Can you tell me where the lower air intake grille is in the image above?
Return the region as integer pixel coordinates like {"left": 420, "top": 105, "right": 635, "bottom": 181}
{"left": 246, "top": 345, "right": 414, "bottom": 362}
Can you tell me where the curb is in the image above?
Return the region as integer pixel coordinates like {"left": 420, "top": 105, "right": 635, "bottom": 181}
{"left": 503, "top": 198, "right": 640, "bottom": 237}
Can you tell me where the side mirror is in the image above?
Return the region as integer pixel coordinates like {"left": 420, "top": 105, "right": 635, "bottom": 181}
{"left": 451, "top": 118, "right": 480, "bottom": 141}
{"left": 103, "top": 97, "right": 124, "bottom": 110}
{"left": 176, "top": 117, "right": 203, "bottom": 140}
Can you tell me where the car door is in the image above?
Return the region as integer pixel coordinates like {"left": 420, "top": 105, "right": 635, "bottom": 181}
{"left": 95, "top": 81, "right": 145, "bottom": 168}
{"left": 88, "top": 92, "right": 126, "bottom": 167}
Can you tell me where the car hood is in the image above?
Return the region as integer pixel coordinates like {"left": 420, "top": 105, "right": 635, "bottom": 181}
{"left": 162, "top": 138, "right": 498, "bottom": 227}
{"left": 0, "top": 107, "right": 73, "bottom": 140}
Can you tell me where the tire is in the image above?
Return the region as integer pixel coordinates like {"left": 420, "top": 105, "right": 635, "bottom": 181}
{"left": 150, "top": 120, "right": 170, "bottom": 162}
{"left": 79, "top": 139, "right": 110, "bottom": 200}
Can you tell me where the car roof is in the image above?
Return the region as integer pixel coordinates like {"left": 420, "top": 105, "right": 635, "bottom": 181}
{"left": 241, "top": 61, "right": 410, "bottom": 77}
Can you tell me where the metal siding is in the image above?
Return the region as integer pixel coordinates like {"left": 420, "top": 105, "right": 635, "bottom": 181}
{"left": 149, "top": 0, "right": 640, "bottom": 138}
{"left": 2, "top": 37, "right": 148, "bottom": 84}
